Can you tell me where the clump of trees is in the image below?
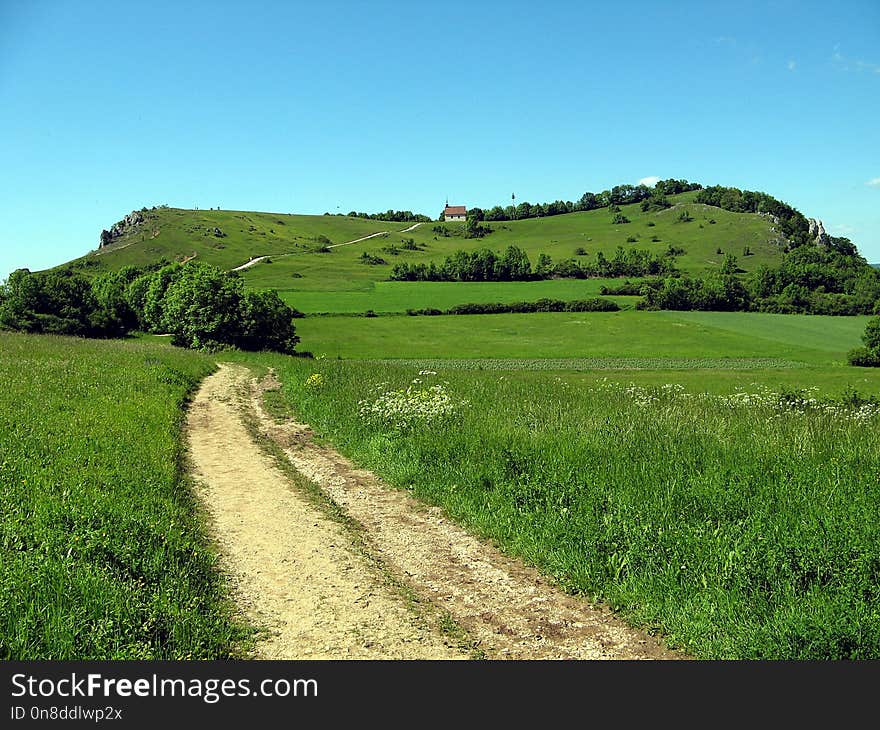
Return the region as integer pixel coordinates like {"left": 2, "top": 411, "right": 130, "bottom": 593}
{"left": 848, "top": 317, "right": 880, "bottom": 367}
{"left": 389, "top": 245, "right": 676, "bottom": 282}
{"left": 0, "top": 263, "right": 301, "bottom": 354}
{"left": 638, "top": 246, "right": 880, "bottom": 316}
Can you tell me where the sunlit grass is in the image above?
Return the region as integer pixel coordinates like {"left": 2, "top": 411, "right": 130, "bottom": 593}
{"left": 0, "top": 332, "right": 251, "bottom": 659}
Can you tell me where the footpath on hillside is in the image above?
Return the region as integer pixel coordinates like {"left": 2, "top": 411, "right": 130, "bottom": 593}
{"left": 186, "top": 364, "right": 682, "bottom": 660}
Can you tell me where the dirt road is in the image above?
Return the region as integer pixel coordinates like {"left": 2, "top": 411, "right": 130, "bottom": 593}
{"left": 187, "top": 364, "right": 682, "bottom": 660}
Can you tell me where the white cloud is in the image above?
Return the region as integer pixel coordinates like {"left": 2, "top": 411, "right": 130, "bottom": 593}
{"left": 638, "top": 176, "right": 660, "bottom": 187}
{"left": 787, "top": 60, "right": 796, "bottom": 71}
{"left": 833, "top": 49, "right": 880, "bottom": 74}
{"left": 829, "top": 223, "right": 857, "bottom": 236}
{"left": 866, "top": 178, "right": 880, "bottom": 188}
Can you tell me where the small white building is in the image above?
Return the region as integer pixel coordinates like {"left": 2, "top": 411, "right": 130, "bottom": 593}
{"left": 443, "top": 204, "right": 467, "bottom": 222}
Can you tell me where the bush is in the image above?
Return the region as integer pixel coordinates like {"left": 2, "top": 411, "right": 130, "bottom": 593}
{"left": 238, "top": 290, "right": 300, "bottom": 353}
{"left": 847, "top": 347, "right": 880, "bottom": 367}
{"left": 611, "top": 213, "right": 630, "bottom": 225}
{"left": 359, "top": 252, "right": 387, "bottom": 265}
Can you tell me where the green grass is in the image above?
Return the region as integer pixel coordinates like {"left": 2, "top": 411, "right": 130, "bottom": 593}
{"left": 0, "top": 332, "right": 251, "bottom": 659}
{"left": 63, "top": 207, "right": 394, "bottom": 273}
{"left": 247, "top": 356, "right": 880, "bottom": 659}
{"left": 278, "top": 279, "right": 639, "bottom": 313}
{"left": 293, "top": 310, "right": 871, "bottom": 365}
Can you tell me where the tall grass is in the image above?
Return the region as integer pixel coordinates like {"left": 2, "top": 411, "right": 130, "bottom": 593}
{"left": 0, "top": 332, "right": 250, "bottom": 659}
{"left": 262, "top": 357, "right": 880, "bottom": 659}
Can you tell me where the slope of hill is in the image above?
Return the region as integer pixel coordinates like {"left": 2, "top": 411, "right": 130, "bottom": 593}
{"left": 58, "top": 192, "right": 791, "bottom": 312}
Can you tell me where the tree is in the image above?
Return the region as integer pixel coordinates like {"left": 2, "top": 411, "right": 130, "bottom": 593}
{"left": 160, "top": 264, "right": 244, "bottom": 350}
{"left": 720, "top": 254, "right": 740, "bottom": 275}
{"left": 864, "top": 317, "right": 880, "bottom": 352}
{"left": 499, "top": 246, "right": 532, "bottom": 280}
{"left": 535, "top": 253, "right": 553, "bottom": 278}
{"left": 238, "top": 290, "right": 300, "bottom": 354}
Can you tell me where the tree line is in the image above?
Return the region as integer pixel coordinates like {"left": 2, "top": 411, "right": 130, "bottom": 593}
{"left": 0, "top": 263, "right": 301, "bottom": 353}
{"left": 405, "top": 297, "right": 619, "bottom": 316}
{"left": 637, "top": 246, "right": 880, "bottom": 316}
{"left": 336, "top": 210, "right": 432, "bottom": 223}
{"left": 389, "top": 245, "right": 677, "bottom": 282}
{"left": 465, "top": 179, "right": 702, "bottom": 223}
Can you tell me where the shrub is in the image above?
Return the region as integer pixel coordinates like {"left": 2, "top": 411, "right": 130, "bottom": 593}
{"left": 847, "top": 347, "right": 880, "bottom": 367}
{"left": 238, "top": 290, "right": 300, "bottom": 353}
{"left": 359, "top": 252, "right": 387, "bottom": 265}
{"left": 611, "top": 213, "right": 630, "bottom": 225}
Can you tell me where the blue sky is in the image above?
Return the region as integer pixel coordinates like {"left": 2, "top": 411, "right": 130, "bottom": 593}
{"left": 1, "top": 0, "right": 878, "bottom": 279}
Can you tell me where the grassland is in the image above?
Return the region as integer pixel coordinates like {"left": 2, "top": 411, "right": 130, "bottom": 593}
{"left": 0, "top": 332, "right": 251, "bottom": 659}
{"left": 242, "top": 354, "right": 880, "bottom": 659}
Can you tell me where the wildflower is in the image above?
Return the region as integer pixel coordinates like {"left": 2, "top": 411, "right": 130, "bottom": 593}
{"left": 304, "top": 373, "right": 324, "bottom": 388}
{"left": 358, "top": 377, "right": 467, "bottom": 432}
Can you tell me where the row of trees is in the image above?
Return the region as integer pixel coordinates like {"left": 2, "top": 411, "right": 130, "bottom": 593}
{"left": 340, "top": 210, "right": 432, "bottom": 223}
{"left": 0, "top": 263, "right": 301, "bottom": 353}
{"left": 406, "top": 297, "right": 619, "bottom": 316}
{"left": 389, "top": 246, "right": 678, "bottom": 282}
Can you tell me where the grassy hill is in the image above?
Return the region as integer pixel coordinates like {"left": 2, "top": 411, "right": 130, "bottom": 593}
{"left": 61, "top": 191, "right": 784, "bottom": 313}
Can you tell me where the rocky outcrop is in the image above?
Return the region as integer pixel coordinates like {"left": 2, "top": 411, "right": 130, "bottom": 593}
{"left": 808, "top": 218, "right": 831, "bottom": 248}
{"left": 99, "top": 209, "right": 148, "bottom": 248}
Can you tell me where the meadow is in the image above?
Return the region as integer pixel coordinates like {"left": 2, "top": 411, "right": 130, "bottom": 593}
{"left": 248, "top": 355, "right": 880, "bottom": 659}
{"left": 0, "top": 332, "right": 251, "bottom": 659}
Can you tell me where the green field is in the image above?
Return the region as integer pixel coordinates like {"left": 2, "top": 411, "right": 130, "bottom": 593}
{"left": 294, "top": 310, "right": 869, "bottom": 363}
{"left": 0, "top": 332, "right": 251, "bottom": 659}
{"left": 280, "top": 279, "right": 639, "bottom": 313}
